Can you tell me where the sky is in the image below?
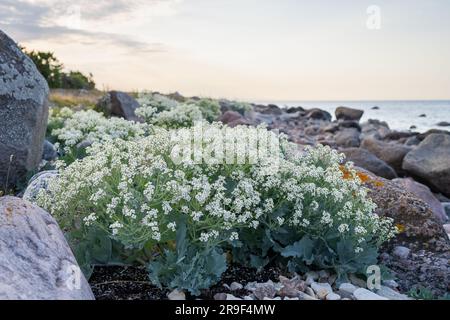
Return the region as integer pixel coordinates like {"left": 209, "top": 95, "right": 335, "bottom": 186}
{"left": 1, "top": 0, "right": 450, "bottom": 101}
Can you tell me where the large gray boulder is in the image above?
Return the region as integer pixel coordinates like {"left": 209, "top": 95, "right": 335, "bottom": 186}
{"left": 0, "top": 30, "right": 49, "bottom": 189}
{"left": 335, "top": 106, "right": 364, "bottom": 121}
{"left": 393, "top": 178, "right": 448, "bottom": 223}
{"left": 402, "top": 134, "right": 450, "bottom": 197}
{"left": 22, "top": 170, "right": 58, "bottom": 203}
{"left": 96, "top": 91, "right": 142, "bottom": 122}
{"left": 341, "top": 148, "right": 397, "bottom": 179}
{"left": 361, "top": 137, "right": 412, "bottom": 175}
{"left": 335, "top": 128, "right": 360, "bottom": 148}
{"left": 0, "top": 196, "right": 94, "bottom": 300}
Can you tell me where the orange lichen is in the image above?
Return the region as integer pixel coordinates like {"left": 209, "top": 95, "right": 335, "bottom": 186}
{"left": 339, "top": 166, "right": 384, "bottom": 188}
{"left": 395, "top": 224, "right": 405, "bottom": 233}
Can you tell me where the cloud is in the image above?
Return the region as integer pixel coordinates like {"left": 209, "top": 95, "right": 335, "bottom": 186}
{"left": 0, "top": 0, "right": 181, "bottom": 52}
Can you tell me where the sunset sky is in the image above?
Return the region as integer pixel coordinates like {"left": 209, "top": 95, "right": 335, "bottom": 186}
{"left": 1, "top": 0, "right": 450, "bottom": 101}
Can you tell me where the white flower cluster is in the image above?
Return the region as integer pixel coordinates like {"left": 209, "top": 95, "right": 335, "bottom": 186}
{"left": 135, "top": 92, "right": 220, "bottom": 128}
{"left": 35, "top": 123, "right": 396, "bottom": 254}
{"left": 51, "top": 109, "right": 148, "bottom": 149}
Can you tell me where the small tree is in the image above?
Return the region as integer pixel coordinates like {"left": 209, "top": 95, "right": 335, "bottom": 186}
{"left": 26, "top": 50, "right": 63, "bottom": 88}
{"left": 61, "top": 71, "right": 96, "bottom": 90}
{"left": 22, "top": 48, "right": 96, "bottom": 90}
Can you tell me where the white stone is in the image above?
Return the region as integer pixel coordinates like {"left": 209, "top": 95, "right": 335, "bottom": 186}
{"left": 230, "top": 282, "right": 243, "bottom": 291}
{"left": 353, "top": 288, "right": 388, "bottom": 300}
{"left": 305, "top": 287, "right": 316, "bottom": 298}
{"left": 226, "top": 294, "right": 242, "bottom": 300}
{"left": 298, "top": 292, "right": 319, "bottom": 300}
{"left": 0, "top": 197, "right": 94, "bottom": 300}
{"left": 393, "top": 246, "right": 411, "bottom": 259}
{"left": 168, "top": 289, "right": 186, "bottom": 300}
{"left": 338, "top": 282, "right": 358, "bottom": 299}
{"left": 376, "top": 286, "right": 412, "bottom": 300}
{"left": 326, "top": 292, "right": 341, "bottom": 300}
{"left": 305, "top": 271, "right": 319, "bottom": 280}
{"left": 443, "top": 224, "right": 450, "bottom": 234}
{"left": 311, "top": 282, "right": 333, "bottom": 299}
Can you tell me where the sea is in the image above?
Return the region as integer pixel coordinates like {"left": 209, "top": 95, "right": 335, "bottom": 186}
{"left": 260, "top": 100, "right": 450, "bottom": 132}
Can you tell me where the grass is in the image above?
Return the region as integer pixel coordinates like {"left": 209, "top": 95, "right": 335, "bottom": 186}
{"left": 49, "top": 89, "right": 104, "bottom": 110}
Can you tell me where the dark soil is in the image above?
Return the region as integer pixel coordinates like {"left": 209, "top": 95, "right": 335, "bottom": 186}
{"left": 89, "top": 264, "right": 285, "bottom": 300}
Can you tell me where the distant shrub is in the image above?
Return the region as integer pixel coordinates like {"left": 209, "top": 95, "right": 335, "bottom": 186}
{"left": 23, "top": 48, "right": 95, "bottom": 89}
{"left": 61, "top": 71, "right": 96, "bottom": 90}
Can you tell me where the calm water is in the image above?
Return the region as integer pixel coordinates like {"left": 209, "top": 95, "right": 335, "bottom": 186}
{"left": 260, "top": 100, "right": 450, "bottom": 132}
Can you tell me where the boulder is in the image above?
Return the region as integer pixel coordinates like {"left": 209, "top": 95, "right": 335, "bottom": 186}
{"left": 402, "top": 134, "right": 450, "bottom": 197}
{"left": 361, "top": 137, "right": 412, "bottom": 174}
{"left": 392, "top": 178, "right": 448, "bottom": 223}
{"left": 96, "top": 91, "right": 142, "bottom": 122}
{"left": 335, "top": 106, "right": 364, "bottom": 121}
{"left": 286, "top": 106, "right": 305, "bottom": 113}
{"left": 437, "top": 121, "right": 450, "bottom": 127}
{"left": 219, "top": 110, "right": 252, "bottom": 127}
{"left": 305, "top": 108, "right": 332, "bottom": 121}
{"left": 361, "top": 119, "right": 390, "bottom": 139}
{"left": 356, "top": 169, "right": 450, "bottom": 251}
{"left": 341, "top": 148, "right": 397, "bottom": 179}
{"left": 42, "top": 140, "right": 58, "bottom": 161}
{"left": 0, "top": 30, "right": 49, "bottom": 189}
{"left": 335, "top": 128, "right": 360, "bottom": 148}
{"left": 22, "top": 170, "right": 58, "bottom": 202}
{"left": 0, "top": 196, "right": 94, "bottom": 299}
{"left": 253, "top": 104, "right": 282, "bottom": 115}
{"left": 416, "top": 129, "right": 450, "bottom": 141}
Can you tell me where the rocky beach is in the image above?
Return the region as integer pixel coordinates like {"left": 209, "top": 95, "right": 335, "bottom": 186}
{"left": 0, "top": 29, "right": 449, "bottom": 301}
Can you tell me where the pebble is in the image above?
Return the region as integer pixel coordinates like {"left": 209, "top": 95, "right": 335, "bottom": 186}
{"left": 230, "top": 282, "right": 243, "bottom": 291}
{"left": 376, "top": 286, "right": 412, "bottom": 300}
{"left": 278, "top": 276, "right": 306, "bottom": 298}
{"left": 443, "top": 224, "right": 450, "bottom": 234}
{"left": 284, "top": 297, "right": 300, "bottom": 300}
{"left": 326, "top": 292, "right": 341, "bottom": 300}
{"left": 305, "top": 287, "right": 316, "bottom": 298}
{"left": 311, "top": 282, "right": 333, "bottom": 299}
{"left": 263, "top": 297, "right": 281, "bottom": 300}
{"left": 214, "top": 293, "right": 227, "bottom": 301}
{"left": 338, "top": 283, "right": 358, "bottom": 299}
{"left": 168, "top": 289, "right": 186, "bottom": 300}
{"left": 305, "top": 271, "right": 319, "bottom": 280}
{"left": 353, "top": 288, "right": 388, "bottom": 300}
{"left": 254, "top": 281, "right": 277, "bottom": 300}
{"left": 393, "top": 246, "right": 411, "bottom": 259}
{"left": 327, "top": 274, "right": 337, "bottom": 285}
{"left": 298, "top": 291, "right": 319, "bottom": 300}
{"left": 245, "top": 281, "right": 257, "bottom": 291}
{"left": 226, "top": 294, "right": 242, "bottom": 300}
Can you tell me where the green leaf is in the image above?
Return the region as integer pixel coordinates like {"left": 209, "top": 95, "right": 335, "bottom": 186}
{"left": 280, "top": 235, "right": 315, "bottom": 264}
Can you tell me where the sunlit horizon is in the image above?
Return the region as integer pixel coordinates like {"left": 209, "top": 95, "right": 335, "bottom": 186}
{"left": 2, "top": 0, "right": 450, "bottom": 101}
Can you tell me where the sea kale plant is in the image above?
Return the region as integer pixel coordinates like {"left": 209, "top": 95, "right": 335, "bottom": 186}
{"left": 35, "top": 123, "right": 397, "bottom": 295}
{"left": 48, "top": 108, "right": 148, "bottom": 163}
{"left": 135, "top": 92, "right": 221, "bottom": 128}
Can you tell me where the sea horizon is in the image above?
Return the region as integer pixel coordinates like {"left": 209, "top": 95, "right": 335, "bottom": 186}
{"left": 253, "top": 100, "right": 450, "bottom": 132}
